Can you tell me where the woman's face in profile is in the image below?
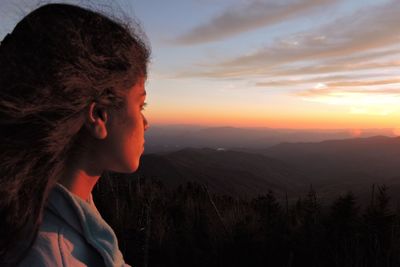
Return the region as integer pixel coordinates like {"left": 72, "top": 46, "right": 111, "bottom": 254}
{"left": 105, "top": 77, "right": 148, "bottom": 173}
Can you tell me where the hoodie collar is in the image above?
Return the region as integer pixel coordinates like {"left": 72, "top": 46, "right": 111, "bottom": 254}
{"left": 46, "top": 183, "right": 128, "bottom": 267}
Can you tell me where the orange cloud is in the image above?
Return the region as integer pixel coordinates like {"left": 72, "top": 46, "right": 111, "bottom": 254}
{"left": 326, "top": 78, "right": 400, "bottom": 87}
{"left": 255, "top": 74, "right": 387, "bottom": 87}
{"left": 297, "top": 88, "right": 400, "bottom": 98}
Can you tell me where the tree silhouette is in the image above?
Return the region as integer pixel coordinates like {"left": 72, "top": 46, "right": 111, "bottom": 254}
{"left": 92, "top": 175, "right": 400, "bottom": 267}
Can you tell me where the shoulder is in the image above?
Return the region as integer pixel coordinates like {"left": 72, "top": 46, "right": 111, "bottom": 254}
{"left": 18, "top": 212, "right": 64, "bottom": 266}
{"left": 18, "top": 209, "right": 104, "bottom": 267}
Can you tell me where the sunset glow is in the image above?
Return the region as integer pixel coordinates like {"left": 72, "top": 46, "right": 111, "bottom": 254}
{"left": 2, "top": 0, "right": 400, "bottom": 130}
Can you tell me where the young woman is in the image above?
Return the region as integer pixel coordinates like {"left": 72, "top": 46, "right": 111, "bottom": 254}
{"left": 0, "top": 3, "right": 150, "bottom": 266}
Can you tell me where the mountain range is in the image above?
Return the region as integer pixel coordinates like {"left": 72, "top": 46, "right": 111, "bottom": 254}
{"left": 135, "top": 134, "right": 400, "bottom": 206}
{"left": 144, "top": 125, "right": 397, "bottom": 153}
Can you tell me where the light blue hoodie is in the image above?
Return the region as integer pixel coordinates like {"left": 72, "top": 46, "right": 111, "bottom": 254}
{"left": 18, "top": 183, "right": 131, "bottom": 267}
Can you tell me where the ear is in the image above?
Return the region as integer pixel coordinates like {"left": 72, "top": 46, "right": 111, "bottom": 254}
{"left": 85, "top": 102, "right": 109, "bottom": 139}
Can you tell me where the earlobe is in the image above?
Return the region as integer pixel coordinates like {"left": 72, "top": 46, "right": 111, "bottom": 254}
{"left": 94, "top": 123, "right": 107, "bottom": 139}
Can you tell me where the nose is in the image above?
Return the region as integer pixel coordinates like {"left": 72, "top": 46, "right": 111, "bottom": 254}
{"left": 143, "top": 114, "right": 149, "bottom": 131}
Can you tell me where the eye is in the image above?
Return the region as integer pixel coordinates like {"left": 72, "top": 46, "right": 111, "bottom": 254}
{"left": 140, "top": 102, "right": 148, "bottom": 111}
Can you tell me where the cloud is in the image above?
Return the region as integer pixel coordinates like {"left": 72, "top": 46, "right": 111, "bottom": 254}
{"left": 256, "top": 76, "right": 400, "bottom": 88}
{"left": 268, "top": 60, "right": 400, "bottom": 77}
{"left": 174, "top": 59, "right": 400, "bottom": 79}
{"left": 174, "top": 0, "right": 337, "bottom": 45}
{"left": 176, "top": 1, "right": 400, "bottom": 81}
{"left": 296, "top": 87, "right": 400, "bottom": 108}
{"left": 255, "top": 74, "right": 388, "bottom": 87}
{"left": 349, "top": 107, "right": 395, "bottom": 116}
{"left": 326, "top": 78, "right": 400, "bottom": 87}
{"left": 219, "top": 1, "right": 400, "bottom": 68}
{"left": 298, "top": 88, "right": 400, "bottom": 97}
{"left": 172, "top": 0, "right": 400, "bottom": 118}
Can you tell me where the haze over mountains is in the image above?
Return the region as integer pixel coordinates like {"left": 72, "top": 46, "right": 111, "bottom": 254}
{"left": 144, "top": 125, "right": 397, "bottom": 153}
{"left": 139, "top": 125, "right": 400, "bottom": 206}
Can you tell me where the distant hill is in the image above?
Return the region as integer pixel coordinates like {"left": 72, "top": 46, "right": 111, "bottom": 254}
{"left": 137, "top": 148, "right": 309, "bottom": 199}
{"left": 134, "top": 135, "right": 400, "bottom": 205}
{"left": 144, "top": 125, "right": 396, "bottom": 153}
{"left": 260, "top": 136, "right": 400, "bottom": 204}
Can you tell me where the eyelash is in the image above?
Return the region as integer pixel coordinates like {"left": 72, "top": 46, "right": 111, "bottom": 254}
{"left": 141, "top": 102, "right": 148, "bottom": 111}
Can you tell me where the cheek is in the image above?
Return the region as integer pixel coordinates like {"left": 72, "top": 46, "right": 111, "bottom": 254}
{"left": 102, "top": 110, "right": 145, "bottom": 172}
{"left": 107, "top": 127, "right": 141, "bottom": 172}
{"left": 121, "top": 119, "right": 143, "bottom": 154}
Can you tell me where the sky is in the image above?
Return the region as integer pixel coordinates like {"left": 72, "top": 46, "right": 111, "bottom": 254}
{"left": 1, "top": 0, "right": 400, "bottom": 130}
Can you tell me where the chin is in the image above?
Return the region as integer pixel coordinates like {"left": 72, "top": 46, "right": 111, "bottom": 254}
{"left": 129, "top": 164, "right": 140, "bottom": 173}
{"left": 127, "top": 157, "right": 141, "bottom": 173}
{"left": 109, "top": 159, "right": 139, "bottom": 173}
{"left": 119, "top": 162, "right": 138, "bottom": 173}
{"left": 113, "top": 152, "right": 143, "bottom": 173}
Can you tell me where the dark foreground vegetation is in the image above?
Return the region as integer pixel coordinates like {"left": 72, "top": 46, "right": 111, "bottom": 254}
{"left": 93, "top": 173, "right": 400, "bottom": 267}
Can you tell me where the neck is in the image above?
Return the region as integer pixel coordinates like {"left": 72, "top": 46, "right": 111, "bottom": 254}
{"left": 58, "top": 150, "right": 104, "bottom": 201}
{"left": 58, "top": 169, "right": 100, "bottom": 201}
{"left": 58, "top": 134, "right": 106, "bottom": 201}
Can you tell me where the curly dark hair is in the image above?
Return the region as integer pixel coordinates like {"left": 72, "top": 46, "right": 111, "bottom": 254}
{"left": 0, "top": 3, "right": 150, "bottom": 265}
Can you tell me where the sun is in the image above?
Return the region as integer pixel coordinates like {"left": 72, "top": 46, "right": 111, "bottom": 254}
{"left": 392, "top": 128, "right": 400, "bottom": 136}
{"left": 350, "top": 129, "right": 362, "bottom": 138}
